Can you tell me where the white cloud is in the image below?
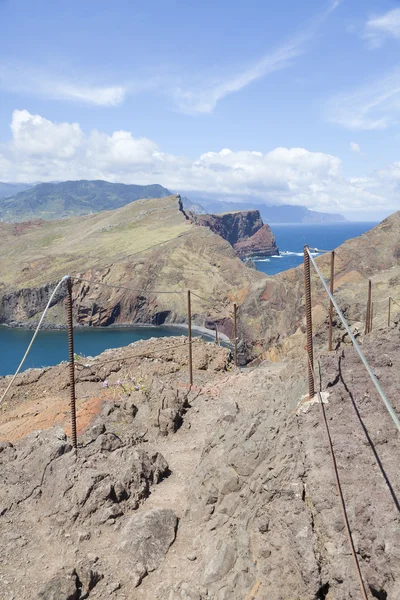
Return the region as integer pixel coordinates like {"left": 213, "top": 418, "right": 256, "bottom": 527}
{"left": 350, "top": 142, "right": 361, "bottom": 153}
{"left": 325, "top": 70, "right": 400, "bottom": 130}
{"left": 10, "top": 110, "right": 84, "bottom": 158}
{"left": 51, "top": 83, "right": 126, "bottom": 106}
{"left": 0, "top": 63, "right": 126, "bottom": 107}
{"left": 364, "top": 8, "right": 400, "bottom": 47}
{"left": 1, "top": 109, "right": 399, "bottom": 216}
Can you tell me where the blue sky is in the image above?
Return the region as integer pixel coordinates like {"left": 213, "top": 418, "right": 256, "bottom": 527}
{"left": 1, "top": 0, "right": 400, "bottom": 219}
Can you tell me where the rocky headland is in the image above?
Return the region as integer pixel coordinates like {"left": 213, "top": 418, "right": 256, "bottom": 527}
{"left": 187, "top": 209, "right": 279, "bottom": 258}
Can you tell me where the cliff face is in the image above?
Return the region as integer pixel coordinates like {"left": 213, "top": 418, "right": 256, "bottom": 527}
{"left": 189, "top": 209, "right": 278, "bottom": 258}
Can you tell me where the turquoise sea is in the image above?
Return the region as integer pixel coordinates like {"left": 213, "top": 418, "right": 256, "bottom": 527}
{"left": 254, "top": 222, "right": 378, "bottom": 276}
{"left": 0, "top": 325, "right": 211, "bottom": 377}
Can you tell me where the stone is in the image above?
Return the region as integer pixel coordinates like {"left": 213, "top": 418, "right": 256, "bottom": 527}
{"left": 202, "top": 540, "right": 237, "bottom": 585}
{"left": 118, "top": 509, "right": 178, "bottom": 585}
{"left": 37, "top": 570, "right": 79, "bottom": 600}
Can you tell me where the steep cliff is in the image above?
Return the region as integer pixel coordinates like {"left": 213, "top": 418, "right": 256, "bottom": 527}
{"left": 189, "top": 209, "right": 279, "bottom": 258}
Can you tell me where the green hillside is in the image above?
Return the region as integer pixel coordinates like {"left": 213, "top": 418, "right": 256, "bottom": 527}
{"left": 0, "top": 180, "right": 171, "bottom": 222}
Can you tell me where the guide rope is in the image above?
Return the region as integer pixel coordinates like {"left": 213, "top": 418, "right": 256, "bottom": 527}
{"left": 306, "top": 247, "right": 400, "bottom": 433}
{"left": 0, "top": 275, "right": 69, "bottom": 407}
{"left": 305, "top": 354, "right": 369, "bottom": 600}
{"left": 190, "top": 291, "right": 212, "bottom": 303}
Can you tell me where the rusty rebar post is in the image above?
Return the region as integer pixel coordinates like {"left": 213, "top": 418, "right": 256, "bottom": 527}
{"left": 304, "top": 246, "right": 315, "bottom": 398}
{"left": 388, "top": 297, "right": 391, "bottom": 327}
{"left": 215, "top": 325, "right": 219, "bottom": 346}
{"left": 233, "top": 302, "right": 238, "bottom": 367}
{"left": 66, "top": 277, "right": 77, "bottom": 449}
{"left": 187, "top": 290, "right": 193, "bottom": 386}
{"left": 370, "top": 301, "right": 374, "bottom": 332}
{"left": 328, "top": 251, "right": 335, "bottom": 351}
{"left": 365, "top": 280, "right": 372, "bottom": 335}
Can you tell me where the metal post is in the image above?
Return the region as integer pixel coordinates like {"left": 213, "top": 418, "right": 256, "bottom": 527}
{"left": 187, "top": 290, "right": 193, "bottom": 386}
{"left": 215, "top": 325, "right": 219, "bottom": 345}
{"left": 66, "top": 277, "right": 77, "bottom": 449}
{"left": 388, "top": 297, "right": 391, "bottom": 327}
{"left": 328, "top": 251, "right": 335, "bottom": 351}
{"left": 304, "top": 246, "right": 314, "bottom": 398}
{"left": 365, "top": 280, "right": 372, "bottom": 335}
{"left": 233, "top": 302, "right": 238, "bottom": 367}
{"left": 370, "top": 301, "right": 374, "bottom": 332}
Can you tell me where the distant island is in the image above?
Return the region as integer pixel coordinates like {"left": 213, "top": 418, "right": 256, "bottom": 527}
{"left": 0, "top": 180, "right": 346, "bottom": 224}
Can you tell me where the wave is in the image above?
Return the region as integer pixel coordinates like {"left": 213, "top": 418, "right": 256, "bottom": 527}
{"left": 254, "top": 257, "right": 270, "bottom": 262}
{"left": 280, "top": 250, "right": 320, "bottom": 257}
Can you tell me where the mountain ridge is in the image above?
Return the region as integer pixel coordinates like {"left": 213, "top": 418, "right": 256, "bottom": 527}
{"left": 0, "top": 180, "right": 346, "bottom": 223}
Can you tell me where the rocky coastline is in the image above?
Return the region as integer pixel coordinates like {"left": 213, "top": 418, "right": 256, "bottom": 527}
{"left": 186, "top": 207, "right": 279, "bottom": 259}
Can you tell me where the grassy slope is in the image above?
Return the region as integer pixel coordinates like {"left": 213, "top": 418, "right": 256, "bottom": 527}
{"left": 0, "top": 196, "right": 192, "bottom": 288}
{"left": 0, "top": 195, "right": 265, "bottom": 328}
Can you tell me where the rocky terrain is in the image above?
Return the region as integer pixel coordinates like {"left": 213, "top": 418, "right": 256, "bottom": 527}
{"left": 0, "top": 319, "right": 399, "bottom": 598}
{"left": 1, "top": 211, "right": 400, "bottom": 598}
{"left": 188, "top": 210, "right": 278, "bottom": 258}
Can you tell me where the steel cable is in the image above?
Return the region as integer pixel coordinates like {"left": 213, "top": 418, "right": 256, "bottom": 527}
{"left": 307, "top": 247, "right": 400, "bottom": 433}
{"left": 0, "top": 275, "right": 69, "bottom": 407}
{"left": 305, "top": 354, "right": 369, "bottom": 600}
{"left": 190, "top": 291, "right": 213, "bottom": 303}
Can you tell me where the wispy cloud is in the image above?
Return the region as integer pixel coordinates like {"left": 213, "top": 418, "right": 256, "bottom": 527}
{"left": 0, "top": 63, "right": 127, "bottom": 107}
{"left": 325, "top": 70, "right": 400, "bottom": 130}
{"left": 173, "top": 40, "right": 307, "bottom": 114}
{"left": 0, "top": 1, "right": 340, "bottom": 113}
{"left": 350, "top": 142, "right": 361, "bottom": 153}
{"left": 363, "top": 8, "right": 400, "bottom": 48}
{"left": 171, "top": 0, "right": 342, "bottom": 114}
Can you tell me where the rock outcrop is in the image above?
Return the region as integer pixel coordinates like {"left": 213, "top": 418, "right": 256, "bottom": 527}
{"left": 188, "top": 209, "right": 278, "bottom": 258}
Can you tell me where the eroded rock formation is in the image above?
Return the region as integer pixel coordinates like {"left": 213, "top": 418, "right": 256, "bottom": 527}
{"left": 188, "top": 209, "right": 279, "bottom": 258}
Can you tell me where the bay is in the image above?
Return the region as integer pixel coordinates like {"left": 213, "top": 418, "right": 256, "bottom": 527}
{"left": 0, "top": 325, "right": 211, "bottom": 377}
{"left": 254, "top": 222, "right": 379, "bottom": 276}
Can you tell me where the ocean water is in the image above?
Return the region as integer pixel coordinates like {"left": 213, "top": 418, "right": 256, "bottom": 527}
{"left": 254, "top": 222, "right": 379, "bottom": 276}
{"left": 0, "top": 325, "right": 212, "bottom": 377}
